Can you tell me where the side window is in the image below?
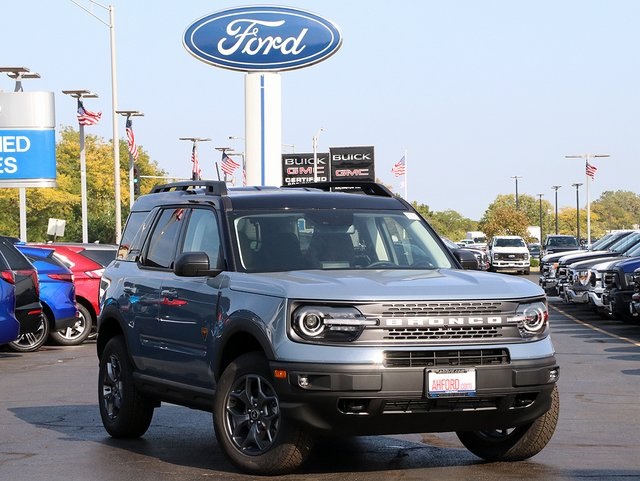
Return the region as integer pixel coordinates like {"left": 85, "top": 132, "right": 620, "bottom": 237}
{"left": 144, "top": 208, "right": 185, "bottom": 269}
{"left": 180, "top": 209, "right": 221, "bottom": 268}
{"left": 118, "top": 211, "right": 153, "bottom": 260}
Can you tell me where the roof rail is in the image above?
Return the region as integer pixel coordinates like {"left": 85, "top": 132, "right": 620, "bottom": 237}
{"left": 151, "top": 180, "right": 228, "bottom": 196}
{"left": 283, "top": 181, "right": 394, "bottom": 198}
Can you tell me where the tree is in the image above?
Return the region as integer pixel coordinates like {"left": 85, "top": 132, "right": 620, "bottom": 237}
{"left": 592, "top": 191, "right": 640, "bottom": 231}
{"left": 411, "top": 202, "right": 478, "bottom": 241}
{"left": 478, "top": 205, "right": 531, "bottom": 240}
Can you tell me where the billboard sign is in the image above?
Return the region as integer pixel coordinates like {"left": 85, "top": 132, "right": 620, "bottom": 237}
{"left": 183, "top": 6, "right": 343, "bottom": 72}
{"left": 282, "top": 152, "right": 330, "bottom": 185}
{"left": 329, "top": 146, "right": 375, "bottom": 182}
{"left": 0, "top": 92, "right": 56, "bottom": 188}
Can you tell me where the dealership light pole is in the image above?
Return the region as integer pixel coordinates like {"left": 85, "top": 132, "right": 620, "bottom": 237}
{"left": 566, "top": 153, "right": 609, "bottom": 246}
{"left": 180, "top": 137, "right": 211, "bottom": 179}
{"left": 2, "top": 67, "right": 41, "bottom": 241}
{"left": 312, "top": 128, "right": 324, "bottom": 182}
{"left": 70, "top": 1, "right": 122, "bottom": 242}
{"left": 551, "top": 185, "right": 561, "bottom": 234}
{"left": 116, "top": 110, "right": 143, "bottom": 207}
{"left": 63, "top": 89, "right": 98, "bottom": 243}
{"left": 511, "top": 176, "right": 522, "bottom": 209}
{"left": 572, "top": 183, "right": 583, "bottom": 243}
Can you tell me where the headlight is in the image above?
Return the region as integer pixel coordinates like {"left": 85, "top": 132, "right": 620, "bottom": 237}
{"left": 292, "top": 305, "right": 377, "bottom": 342}
{"left": 549, "top": 263, "right": 558, "bottom": 277}
{"left": 624, "top": 273, "right": 635, "bottom": 288}
{"left": 511, "top": 301, "right": 549, "bottom": 339}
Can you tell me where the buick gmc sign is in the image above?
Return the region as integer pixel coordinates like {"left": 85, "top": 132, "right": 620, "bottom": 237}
{"left": 183, "top": 6, "right": 342, "bottom": 72}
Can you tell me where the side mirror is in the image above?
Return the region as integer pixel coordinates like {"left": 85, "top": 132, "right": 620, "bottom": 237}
{"left": 174, "top": 251, "right": 222, "bottom": 277}
{"left": 454, "top": 249, "right": 479, "bottom": 270}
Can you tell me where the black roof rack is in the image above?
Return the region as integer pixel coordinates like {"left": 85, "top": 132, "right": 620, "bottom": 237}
{"left": 283, "top": 181, "right": 394, "bottom": 198}
{"left": 151, "top": 180, "right": 227, "bottom": 196}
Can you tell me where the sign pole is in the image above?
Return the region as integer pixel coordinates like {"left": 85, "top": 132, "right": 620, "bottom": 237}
{"left": 79, "top": 123, "right": 88, "bottom": 243}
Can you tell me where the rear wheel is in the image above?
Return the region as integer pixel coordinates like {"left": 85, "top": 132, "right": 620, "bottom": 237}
{"left": 50, "top": 303, "right": 93, "bottom": 346}
{"left": 213, "top": 352, "right": 313, "bottom": 475}
{"left": 9, "top": 314, "right": 49, "bottom": 352}
{"left": 456, "top": 385, "right": 559, "bottom": 461}
{"left": 98, "top": 336, "right": 154, "bottom": 438}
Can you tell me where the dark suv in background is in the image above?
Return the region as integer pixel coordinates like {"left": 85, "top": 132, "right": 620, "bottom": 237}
{"left": 97, "top": 181, "right": 559, "bottom": 475}
{"left": 0, "top": 236, "right": 42, "bottom": 348}
{"left": 542, "top": 235, "right": 579, "bottom": 257}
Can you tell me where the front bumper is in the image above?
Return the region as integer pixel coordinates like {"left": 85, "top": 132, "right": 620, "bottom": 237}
{"left": 564, "top": 287, "right": 590, "bottom": 304}
{"left": 270, "top": 355, "right": 559, "bottom": 436}
{"left": 491, "top": 260, "right": 530, "bottom": 270}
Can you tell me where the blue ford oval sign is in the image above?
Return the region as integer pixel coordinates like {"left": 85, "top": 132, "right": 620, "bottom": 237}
{"left": 183, "top": 6, "right": 342, "bottom": 72}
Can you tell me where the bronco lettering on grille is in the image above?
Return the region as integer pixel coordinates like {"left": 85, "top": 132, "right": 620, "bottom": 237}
{"left": 382, "top": 316, "right": 506, "bottom": 327}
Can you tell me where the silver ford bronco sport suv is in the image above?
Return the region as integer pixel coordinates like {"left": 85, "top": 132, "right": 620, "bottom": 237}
{"left": 96, "top": 180, "right": 559, "bottom": 475}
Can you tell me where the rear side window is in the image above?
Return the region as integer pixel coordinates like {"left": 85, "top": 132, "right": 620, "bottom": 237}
{"left": 119, "top": 211, "right": 154, "bottom": 260}
{"left": 81, "top": 248, "right": 117, "bottom": 267}
{"left": 144, "top": 208, "right": 185, "bottom": 269}
{"left": 0, "top": 239, "right": 33, "bottom": 270}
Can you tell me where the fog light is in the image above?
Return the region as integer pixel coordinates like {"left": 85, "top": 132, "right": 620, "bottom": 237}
{"left": 548, "top": 368, "right": 559, "bottom": 382}
{"left": 298, "top": 375, "right": 310, "bottom": 388}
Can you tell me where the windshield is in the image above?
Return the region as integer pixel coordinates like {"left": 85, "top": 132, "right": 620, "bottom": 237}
{"left": 231, "top": 209, "right": 454, "bottom": 272}
{"left": 493, "top": 237, "right": 526, "bottom": 248}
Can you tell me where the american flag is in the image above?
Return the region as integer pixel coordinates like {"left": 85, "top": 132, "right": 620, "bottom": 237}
{"left": 191, "top": 144, "right": 201, "bottom": 180}
{"left": 125, "top": 118, "right": 139, "bottom": 160}
{"left": 76, "top": 99, "right": 102, "bottom": 126}
{"left": 221, "top": 152, "right": 240, "bottom": 176}
{"left": 586, "top": 162, "right": 598, "bottom": 179}
{"left": 391, "top": 156, "right": 406, "bottom": 177}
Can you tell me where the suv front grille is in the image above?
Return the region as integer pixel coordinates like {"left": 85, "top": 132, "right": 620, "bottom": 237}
{"left": 385, "top": 325, "right": 501, "bottom": 340}
{"left": 383, "top": 349, "right": 510, "bottom": 368}
{"left": 380, "top": 301, "right": 503, "bottom": 316}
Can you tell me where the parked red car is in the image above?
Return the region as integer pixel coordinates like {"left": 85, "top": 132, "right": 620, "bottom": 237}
{"left": 31, "top": 243, "right": 117, "bottom": 345}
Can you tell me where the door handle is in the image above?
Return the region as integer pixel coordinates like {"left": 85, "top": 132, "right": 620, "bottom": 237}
{"left": 160, "top": 289, "right": 178, "bottom": 298}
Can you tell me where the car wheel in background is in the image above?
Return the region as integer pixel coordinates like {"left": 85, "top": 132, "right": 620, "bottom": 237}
{"left": 50, "top": 303, "right": 92, "bottom": 346}
{"left": 8, "top": 313, "right": 50, "bottom": 352}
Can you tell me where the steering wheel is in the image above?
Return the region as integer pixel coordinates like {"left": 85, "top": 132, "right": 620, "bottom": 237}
{"left": 367, "top": 261, "right": 398, "bottom": 268}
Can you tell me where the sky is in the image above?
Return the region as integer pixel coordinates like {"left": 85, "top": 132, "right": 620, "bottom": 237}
{"left": 3, "top": 0, "right": 639, "bottom": 220}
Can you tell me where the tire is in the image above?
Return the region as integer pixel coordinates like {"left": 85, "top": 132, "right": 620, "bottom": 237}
{"left": 456, "top": 385, "right": 559, "bottom": 462}
{"left": 213, "top": 352, "right": 313, "bottom": 475}
{"left": 98, "top": 335, "right": 154, "bottom": 438}
{"left": 50, "top": 303, "right": 93, "bottom": 346}
{"left": 8, "top": 313, "right": 50, "bottom": 352}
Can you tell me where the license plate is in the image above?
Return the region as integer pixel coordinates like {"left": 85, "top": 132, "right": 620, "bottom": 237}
{"left": 426, "top": 368, "right": 476, "bottom": 397}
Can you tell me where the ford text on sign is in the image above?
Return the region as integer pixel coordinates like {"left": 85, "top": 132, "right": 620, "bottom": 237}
{"left": 183, "top": 6, "right": 342, "bottom": 71}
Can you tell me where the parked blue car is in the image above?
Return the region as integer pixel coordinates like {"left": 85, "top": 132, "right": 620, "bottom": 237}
{"left": 11, "top": 245, "right": 77, "bottom": 352}
{"left": 601, "top": 255, "right": 640, "bottom": 322}
{"left": 0, "top": 249, "right": 20, "bottom": 345}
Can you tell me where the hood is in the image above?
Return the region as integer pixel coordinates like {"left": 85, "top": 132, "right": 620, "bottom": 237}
{"left": 559, "top": 250, "right": 611, "bottom": 265}
{"left": 227, "top": 269, "right": 544, "bottom": 301}
{"left": 568, "top": 256, "right": 624, "bottom": 270}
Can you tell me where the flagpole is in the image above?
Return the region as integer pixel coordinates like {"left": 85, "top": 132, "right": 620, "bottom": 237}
{"left": 585, "top": 156, "right": 591, "bottom": 247}
{"left": 404, "top": 149, "right": 408, "bottom": 201}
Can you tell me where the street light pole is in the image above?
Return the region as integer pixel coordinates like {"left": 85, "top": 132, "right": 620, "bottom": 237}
{"left": 551, "top": 185, "right": 561, "bottom": 234}
{"left": 312, "top": 128, "right": 324, "bottom": 182}
{"left": 180, "top": 137, "right": 211, "bottom": 180}
{"left": 511, "top": 176, "right": 522, "bottom": 209}
{"left": 572, "top": 183, "right": 583, "bottom": 243}
{"left": 70, "top": 1, "right": 121, "bottom": 243}
{"left": 63, "top": 89, "right": 98, "bottom": 243}
{"left": 116, "top": 110, "right": 144, "bottom": 207}
{"left": 565, "top": 153, "right": 609, "bottom": 246}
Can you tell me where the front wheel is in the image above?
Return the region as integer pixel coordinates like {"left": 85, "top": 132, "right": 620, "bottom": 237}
{"left": 213, "top": 352, "right": 313, "bottom": 475}
{"left": 98, "top": 336, "right": 154, "bottom": 438}
{"left": 456, "top": 385, "right": 559, "bottom": 461}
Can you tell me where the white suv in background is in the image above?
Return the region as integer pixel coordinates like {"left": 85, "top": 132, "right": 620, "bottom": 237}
{"left": 489, "top": 235, "right": 531, "bottom": 275}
